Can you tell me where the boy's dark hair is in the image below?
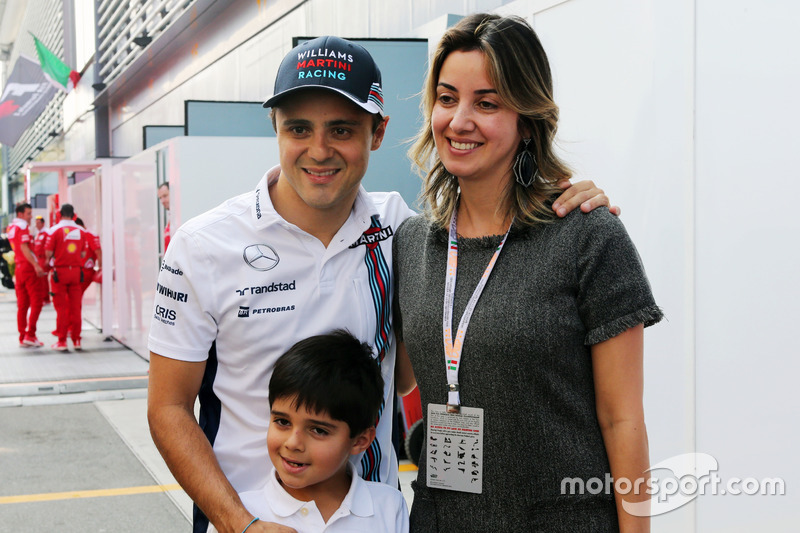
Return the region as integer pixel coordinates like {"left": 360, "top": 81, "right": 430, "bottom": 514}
{"left": 269, "top": 329, "right": 384, "bottom": 437}
{"left": 15, "top": 203, "right": 32, "bottom": 215}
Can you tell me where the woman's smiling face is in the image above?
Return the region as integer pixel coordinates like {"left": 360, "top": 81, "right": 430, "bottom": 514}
{"left": 431, "top": 49, "right": 522, "bottom": 188}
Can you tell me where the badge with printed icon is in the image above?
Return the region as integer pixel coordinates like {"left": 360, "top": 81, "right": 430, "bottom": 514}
{"left": 426, "top": 404, "right": 483, "bottom": 494}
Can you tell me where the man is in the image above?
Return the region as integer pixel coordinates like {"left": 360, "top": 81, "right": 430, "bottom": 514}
{"left": 45, "top": 204, "right": 88, "bottom": 351}
{"left": 75, "top": 218, "right": 102, "bottom": 295}
{"left": 7, "top": 203, "right": 46, "bottom": 347}
{"left": 158, "top": 182, "right": 171, "bottom": 251}
{"left": 147, "top": 36, "right": 610, "bottom": 533}
{"left": 32, "top": 216, "right": 51, "bottom": 304}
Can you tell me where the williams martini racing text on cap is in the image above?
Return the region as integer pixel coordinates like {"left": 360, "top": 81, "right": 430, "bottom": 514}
{"left": 263, "top": 35, "right": 384, "bottom": 117}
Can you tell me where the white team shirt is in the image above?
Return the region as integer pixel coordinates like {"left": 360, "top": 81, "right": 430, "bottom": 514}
{"left": 148, "top": 166, "right": 415, "bottom": 494}
{"left": 209, "top": 464, "right": 409, "bottom": 533}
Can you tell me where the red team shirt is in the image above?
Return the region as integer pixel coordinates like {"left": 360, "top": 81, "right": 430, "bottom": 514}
{"left": 7, "top": 220, "right": 35, "bottom": 274}
{"left": 82, "top": 230, "right": 101, "bottom": 268}
{"left": 45, "top": 221, "right": 87, "bottom": 267}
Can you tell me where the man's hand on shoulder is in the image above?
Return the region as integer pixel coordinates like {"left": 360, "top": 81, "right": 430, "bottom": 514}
{"left": 552, "top": 179, "right": 621, "bottom": 218}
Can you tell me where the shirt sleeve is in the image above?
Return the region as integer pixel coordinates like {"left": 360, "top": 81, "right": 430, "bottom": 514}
{"left": 147, "top": 227, "right": 219, "bottom": 362}
{"left": 395, "top": 491, "right": 410, "bottom": 533}
{"left": 574, "top": 209, "right": 663, "bottom": 345}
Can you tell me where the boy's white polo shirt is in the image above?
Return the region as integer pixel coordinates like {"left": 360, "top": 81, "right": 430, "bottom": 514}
{"left": 148, "top": 166, "right": 415, "bottom": 495}
{"left": 226, "top": 464, "right": 409, "bottom": 533}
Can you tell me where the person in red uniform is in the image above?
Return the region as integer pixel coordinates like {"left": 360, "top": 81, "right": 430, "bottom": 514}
{"left": 157, "top": 182, "right": 171, "bottom": 251}
{"left": 7, "top": 203, "right": 46, "bottom": 347}
{"left": 45, "top": 204, "right": 88, "bottom": 351}
{"left": 75, "top": 218, "right": 101, "bottom": 294}
{"left": 33, "top": 216, "right": 52, "bottom": 305}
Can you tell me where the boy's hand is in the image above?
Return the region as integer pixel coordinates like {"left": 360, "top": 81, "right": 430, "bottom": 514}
{"left": 552, "top": 179, "right": 621, "bottom": 218}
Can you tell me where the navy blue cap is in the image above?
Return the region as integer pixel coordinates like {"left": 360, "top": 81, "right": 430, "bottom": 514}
{"left": 263, "top": 36, "right": 385, "bottom": 116}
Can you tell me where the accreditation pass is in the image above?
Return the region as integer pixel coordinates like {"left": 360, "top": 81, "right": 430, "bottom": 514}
{"left": 426, "top": 404, "right": 484, "bottom": 494}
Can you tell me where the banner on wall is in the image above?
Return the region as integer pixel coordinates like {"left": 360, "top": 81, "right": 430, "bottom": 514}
{"left": 0, "top": 55, "right": 57, "bottom": 147}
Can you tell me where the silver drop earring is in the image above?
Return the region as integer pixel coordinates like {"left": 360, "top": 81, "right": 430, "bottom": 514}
{"left": 513, "top": 138, "right": 540, "bottom": 187}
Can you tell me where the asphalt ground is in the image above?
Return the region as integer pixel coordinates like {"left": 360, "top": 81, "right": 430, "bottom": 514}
{"left": 0, "top": 286, "right": 416, "bottom": 532}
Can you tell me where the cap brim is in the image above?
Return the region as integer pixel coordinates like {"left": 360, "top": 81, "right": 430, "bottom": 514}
{"left": 263, "top": 86, "right": 384, "bottom": 117}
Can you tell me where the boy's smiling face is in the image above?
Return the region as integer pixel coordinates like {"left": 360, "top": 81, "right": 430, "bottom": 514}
{"left": 267, "top": 395, "right": 374, "bottom": 501}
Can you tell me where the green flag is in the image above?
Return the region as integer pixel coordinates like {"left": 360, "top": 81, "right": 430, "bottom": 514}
{"left": 32, "top": 34, "right": 81, "bottom": 92}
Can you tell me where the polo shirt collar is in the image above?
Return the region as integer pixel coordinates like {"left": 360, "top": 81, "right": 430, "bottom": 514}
{"left": 265, "top": 463, "right": 375, "bottom": 519}
{"left": 54, "top": 219, "right": 79, "bottom": 229}
{"left": 11, "top": 218, "right": 28, "bottom": 230}
{"left": 250, "top": 165, "right": 379, "bottom": 233}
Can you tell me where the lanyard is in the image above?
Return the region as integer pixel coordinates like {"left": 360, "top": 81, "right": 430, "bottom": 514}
{"left": 442, "top": 209, "right": 512, "bottom": 412}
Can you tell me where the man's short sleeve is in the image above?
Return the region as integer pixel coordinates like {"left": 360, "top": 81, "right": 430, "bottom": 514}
{"left": 148, "top": 228, "right": 218, "bottom": 362}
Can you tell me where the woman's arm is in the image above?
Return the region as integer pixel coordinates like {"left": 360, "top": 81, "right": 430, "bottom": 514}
{"left": 592, "top": 324, "right": 650, "bottom": 533}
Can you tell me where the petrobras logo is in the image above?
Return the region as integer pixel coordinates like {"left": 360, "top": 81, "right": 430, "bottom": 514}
{"left": 237, "top": 305, "right": 296, "bottom": 318}
{"left": 243, "top": 243, "right": 279, "bottom": 271}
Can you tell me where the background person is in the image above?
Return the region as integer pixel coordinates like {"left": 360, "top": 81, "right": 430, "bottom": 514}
{"left": 393, "top": 14, "right": 663, "bottom": 532}
{"left": 7, "top": 203, "right": 46, "bottom": 347}
{"left": 75, "top": 218, "right": 102, "bottom": 295}
{"left": 158, "top": 182, "right": 171, "bottom": 251}
{"left": 147, "top": 35, "right": 613, "bottom": 533}
{"left": 45, "top": 204, "right": 88, "bottom": 352}
{"left": 210, "top": 330, "right": 408, "bottom": 532}
{"left": 33, "top": 216, "right": 52, "bottom": 305}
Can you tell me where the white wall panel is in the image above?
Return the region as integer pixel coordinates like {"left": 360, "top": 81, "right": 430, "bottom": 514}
{"left": 695, "top": 1, "right": 799, "bottom": 531}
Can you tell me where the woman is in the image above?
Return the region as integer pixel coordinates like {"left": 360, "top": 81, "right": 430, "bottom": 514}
{"left": 393, "top": 13, "right": 662, "bottom": 532}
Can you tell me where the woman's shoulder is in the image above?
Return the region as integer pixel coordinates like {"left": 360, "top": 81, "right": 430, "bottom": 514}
{"left": 523, "top": 206, "right": 627, "bottom": 243}
{"left": 396, "top": 213, "right": 444, "bottom": 243}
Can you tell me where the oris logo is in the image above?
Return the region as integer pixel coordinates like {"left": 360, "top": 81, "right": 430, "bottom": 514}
{"left": 155, "top": 305, "right": 177, "bottom": 321}
{"left": 243, "top": 244, "right": 279, "bottom": 271}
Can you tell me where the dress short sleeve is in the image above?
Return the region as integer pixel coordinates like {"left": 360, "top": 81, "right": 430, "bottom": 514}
{"left": 574, "top": 209, "right": 663, "bottom": 345}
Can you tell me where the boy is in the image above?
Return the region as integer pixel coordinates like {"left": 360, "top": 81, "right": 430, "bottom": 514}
{"left": 212, "top": 330, "right": 409, "bottom": 532}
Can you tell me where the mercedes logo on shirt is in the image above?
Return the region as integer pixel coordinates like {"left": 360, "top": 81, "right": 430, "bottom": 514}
{"left": 242, "top": 244, "right": 280, "bottom": 271}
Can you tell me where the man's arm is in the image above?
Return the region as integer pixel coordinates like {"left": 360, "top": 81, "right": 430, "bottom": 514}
{"left": 394, "top": 341, "right": 416, "bottom": 396}
{"left": 552, "top": 179, "right": 621, "bottom": 217}
{"left": 20, "top": 242, "right": 44, "bottom": 276}
{"left": 147, "top": 353, "right": 296, "bottom": 533}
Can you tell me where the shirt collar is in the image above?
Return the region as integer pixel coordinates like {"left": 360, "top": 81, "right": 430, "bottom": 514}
{"left": 53, "top": 219, "right": 79, "bottom": 229}
{"left": 265, "top": 463, "right": 374, "bottom": 519}
{"left": 250, "top": 165, "right": 379, "bottom": 233}
{"left": 11, "top": 218, "right": 28, "bottom": 230}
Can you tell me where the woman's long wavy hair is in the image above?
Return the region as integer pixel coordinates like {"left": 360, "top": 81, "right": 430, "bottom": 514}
{"left": 409, "top": 13, "right": 572, "bottom": 229}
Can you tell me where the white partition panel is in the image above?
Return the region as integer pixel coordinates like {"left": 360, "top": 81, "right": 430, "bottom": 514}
{"left": 112, "top": 157, "right": 159, "bottom": 357}
{"left": 112, "top": 136, "right": 279, "bottom": 359}
{"left": 69, "top": 175, "right": 102, "bottom": 328}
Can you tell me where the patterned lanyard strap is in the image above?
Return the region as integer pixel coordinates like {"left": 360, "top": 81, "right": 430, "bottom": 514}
{"left": 443, "top": 209, "right": 512, "bottom": 412}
